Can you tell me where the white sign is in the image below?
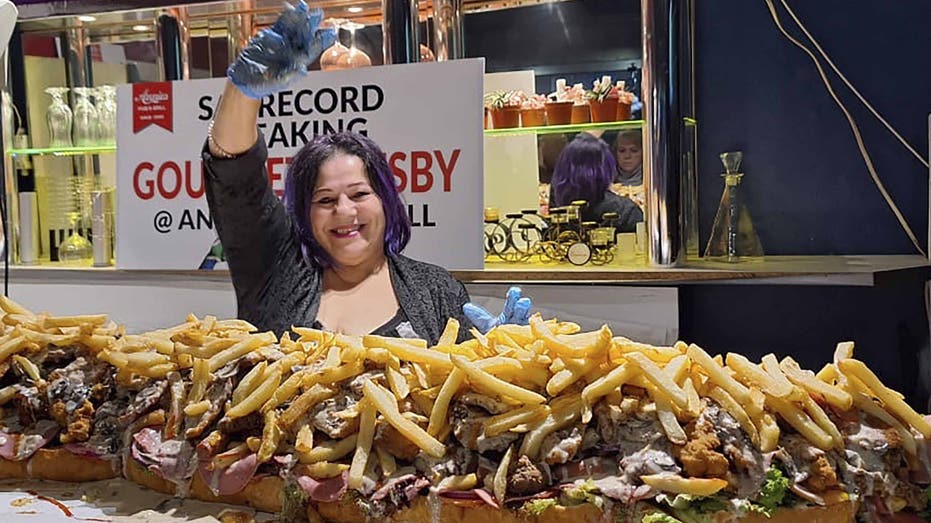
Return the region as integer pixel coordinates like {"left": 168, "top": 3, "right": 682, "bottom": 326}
{"left": 116, "top": 59, "right": 484, "bottom": 270}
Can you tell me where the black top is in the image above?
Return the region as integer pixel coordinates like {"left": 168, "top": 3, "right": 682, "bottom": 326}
{"left": 584, "top": 191, "right": 643, "bottom": 233}
{"left": 311, "top": 308, "right": 411, "bottom": 339}
{"left": 202, "top": 136, "right": 474, "bottom": 345}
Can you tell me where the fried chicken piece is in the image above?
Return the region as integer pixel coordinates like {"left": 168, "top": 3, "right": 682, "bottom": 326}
{"left": 678, "top": 419, "right": 729, "bottom": 478}
{"left": 804, "top": 455, "right": 839, "bottom": 492}
{"left": 60, "top": 400, "right": 95, "bottom": 443}
{"left": 884, "top": 428, "right": 903, "bottom": 449}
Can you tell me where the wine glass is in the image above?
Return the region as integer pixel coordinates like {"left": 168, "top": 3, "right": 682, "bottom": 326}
{"left": 341, "top": 21, "right": 371, "bottom": 68}
{"left": 72, "top": 87, "right": 99, "bottom": 147}
{"left": 45, "top": 87, "right": 73, "bottom": 148}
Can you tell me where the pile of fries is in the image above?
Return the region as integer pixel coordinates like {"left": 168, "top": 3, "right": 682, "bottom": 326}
{"left": 1, "top": 296, "right": 928, "bottom": 501}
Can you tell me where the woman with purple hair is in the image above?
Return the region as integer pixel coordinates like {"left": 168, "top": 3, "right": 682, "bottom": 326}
{"left": 200, "top": 2, "right": 530, "bottom": 343}
{"left": 551, "top": 134, "right": 643, "bottom": 233}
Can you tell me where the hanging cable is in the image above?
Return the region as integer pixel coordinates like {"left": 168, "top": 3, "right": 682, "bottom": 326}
{"left": 764, "top": 0, "right": 926, "bottom": 257}
{"left": 779, "top": 0, "right": 928, "bottom": 170}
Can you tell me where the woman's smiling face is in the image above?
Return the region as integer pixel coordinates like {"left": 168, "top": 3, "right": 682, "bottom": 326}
{"left": 309, "top": 153, "right": 386, "bottom": 268}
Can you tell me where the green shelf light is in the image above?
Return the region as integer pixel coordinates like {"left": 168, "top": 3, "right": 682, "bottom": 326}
{"left": 7, "top": 145, "right": 116, "bottom": 156}
{"left": 483, "top": 120, "right": 644, "bottom": 137}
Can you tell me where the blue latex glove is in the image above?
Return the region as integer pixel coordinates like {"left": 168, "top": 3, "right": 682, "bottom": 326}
{"left": 463, "top": 286, "right": 533, "bottom": 334}
{"left": 227, "top": 1, "right": 337, "bottom": 99}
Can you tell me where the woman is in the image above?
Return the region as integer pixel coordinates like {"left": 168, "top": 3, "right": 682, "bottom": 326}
{"left": 550, "top": 134, "right": 643, "bottom": 233}
{"left": 614, "top": 130, "right": 643, "bottom": 186}
{"left": 203, "top": 2, "right": 528, "bottom": 343}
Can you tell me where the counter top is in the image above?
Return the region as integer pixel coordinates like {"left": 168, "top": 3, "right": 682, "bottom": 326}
{"left": 10, "top": 255, "right": 929, "bottom": 287}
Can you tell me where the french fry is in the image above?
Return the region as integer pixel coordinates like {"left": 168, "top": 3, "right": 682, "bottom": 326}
{"left": 12, "top": 355, "right": 41, "bottom": 382}
{"left": 484, "top": 405, "right": 549, "bottom": 437}
{"left": 815, "top": 363, "right": 839, "bottom": 384}
{"left": 641, "top": 474, "right": 728, "bottom": 497}
{"left": 20, "top": 329, "right": 80, "bottom": 348}
{"left": 437, "top": 473, "right": 478, "bottom": 491}
{"left": 303, "top": 462, "right": 350, "bottom": 479}
{"left": 529, "top": 314, "right": 573, "bottom": 354}
{"left": 546, "top": 357, "right": 599, "bottom": 397}
{"left": 79, "top": 334, "right": 115, "bottom": 351}
{"left": 547, "top": 325, "right": 612, "bottom": 359}
{"left": 363, "top": 334, "right": 427, "bottom": 349}
{"left": 726, "top": 353, "right": 794, "bottom": 399}
{"left": 299, "top": 435, "right": 358, "bottom": 463}
{"left": 833, "top": 341, "right": 855, "bottom": 362}
{"left": 278, "top": 384, "right": 335, "bottom": 428}
{"left": 581, "top": 363, "right": 634, "bottom": 423}
{"left": 348, "top": 399, "right": 376, "bottom": 489}
{"left": 183, "top": 400, "right": 211, "bottom": 417}
{"left": 363, "top": 380, "right": 445, "bottom": 457}
{"left": 386, "top": 357, "right": 410, "bottom": 401}
{"left": 687, "top": 344, "right": 750, "bottom": 404}
{"left": 760, "top": 354, "right": 798, "bottom": 398}
{"left": 226, "top": 370, "right": 281, "bottom": 418}
{"left": 295, "top": 425, "right": 314, "bottom": 454}
{"left": 0, "top": 385, "right": 16, "bottom": 406}
{"left": 519, "top": 395, "right": 582, "bottom": 459}
{"left": 846, "top": 379, "right": 917, "bottom": 456}
{"left": 837, "top": 359, "right": 931, "bottom": 437}
{"left": 213, "top": 319, "right": 257, "bottom": 332}
{"left": 232, "top": 361, "right": 267, "bottom": 406}
{"left": 779, "top": 357, "right": 853, "bottom": 410}
{"left": 493, "top": 446, "right": 513, "bottom": 504}
{"left": 43, "top": 314, "right": 108, "bottom": 329}
{"left": 682, "top": 377, "right": 701, "bottom": 418}
{"left": 374, "top": 445, "right": 397, "bottom": 477}
{"left": 207, "top": 332, "right": 276, "bottom": 372}
{"left": 766, "top": 395, "right": 833, "bottom": 450}
{"left": 437, "top": 318, "right": 460, "bottom": 347}
{"left": 262, "top": 369, "right": 308, "bottom": 414}
{"left": 304, "top": 360, "right": 365, "bottom": 389}
{"left": 612, "top": 337, "right": 682, "bottom": 363}
{"left": 625, "top": 352, "right": 688, "bottom": 409}
{"left": 258, "top": 409, "right": 281, "bottom": 463}
{"left": 0, "top": 296, "right": 34, "bottom": 317}
{"left": 707, "top": 386, "right": 759, "bottom": 447}
{"left": 799, "top": 393, "right": 843, "bottom": 450}
{"left": 757, "top": 412, "right": 780, "bottom": 453}
{"left": 654, "top": 394, "right": 687, "bottom": 444}
{"left": 124, "top": 351, "right": 171, "bottom": 369}
{"left": 368, "top": 337, "right": 451, "bottom": 370}
{"left": 428, "top": 369, "right": 464, "bottom": 436}
{"left": 135, "top": 363, "right": 178, "bottom": 379}
{"left": 451, "top": 355, "right": 545, "bottom": 405}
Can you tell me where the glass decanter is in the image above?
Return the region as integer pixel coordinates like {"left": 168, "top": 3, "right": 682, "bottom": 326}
{"left": 703, "top": 151, "right": 764, "bottom": 262}
{"left": 95, "top": 86, "right": 117, "bottom": 145}
{"left": 72, "top": 87, "right": 100, "bottom": 147}
{"left": 320, "top": 19, "right": 350, "bottom": 71}
{"left": 59, "top": 211, "right": 93, "bottom": 266}
{"left": 342, "top": 21, "right": 372, "bottom": 68}
{"left": 45, "top": 87, "right": 73, "bottom": 148}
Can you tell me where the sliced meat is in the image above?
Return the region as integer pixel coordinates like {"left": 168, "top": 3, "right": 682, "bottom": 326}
{"left": 593, "top": 400, "right": 665, "bottom": 455}
{"left": 198, "top": 452, "right": 260, "bottom": 496}
{"left": 311, "top": 391, "right": 359, "bottom": 439}
{"left": 185, "top": 378, "right": 231, "bottom": 439}
{"left": 621, "top": 447, "right": 680, "bottom": 481}
{"left": 120, "top": 381, "right": 168, "bottom": 425}
{"left": 414, "top": 447, "right": 478, "bottom": 481}
{"left": 297, "top": 470, "right": 348, "bottom": 502}
{"left": 458, "top": 393, "right": 511, "bottom": 415}
{"left": 451, "top": 403, "right": 485, "bottom": 450}
{"left": 131, "top": 428, "right": 197, "bottom": 485}
{"left": 540, "top": 426, "right": 584, "bottom": 465}
{"left": 82, "top": 398, "right": 126, "bottom": 456}
{"left": 218, "top": 411, "right": 263, "bottom": 436}
{"left": 368, "top": 474, "right": 430, "bottom": 518}
{"left": 375, "top": 423, "right": 421, "bottom": 460}
{"left": 346, "top": 371, "right": 384, "bottom": 398}
{"left": 0, "top": 419, "right": 59, "bottom": 460}
{"left": 508, "top": 455, "right": 548, "bottom": 496}
{"left": 13, "top": 386, "right": 45, "bottom": 426}
{"left": 476, "top": 430, "right": 519, "bottom": 454}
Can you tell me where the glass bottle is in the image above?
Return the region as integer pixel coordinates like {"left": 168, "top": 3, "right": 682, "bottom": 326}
{"left": 703, "top": 151, "right": 764, "bottom": 262}
{"left": 58, "top": 211, "right": 93, "bottom": 266}
{"left": 45, "top": 87, "right": 73, "bottom": 148}
{"left": 72, "top": 87, "right": 99, "bottom": 147}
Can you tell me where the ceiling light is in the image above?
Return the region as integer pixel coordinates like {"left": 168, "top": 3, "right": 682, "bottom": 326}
{"left": 78, "top": 15, "right": 97, "bottom": 22}
{"left": 347, "top": 6, "right": 363, "bottom": 13}
{"left": 132, "top": 24, "right": 150, "bottom": 32}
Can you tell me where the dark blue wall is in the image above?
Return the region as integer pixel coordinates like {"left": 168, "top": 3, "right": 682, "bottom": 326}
{"left": 695, "top": 0, "right": 931, "bottom": 255}
{"left": 684, "top": 0, "right": 931, "bottom": 408}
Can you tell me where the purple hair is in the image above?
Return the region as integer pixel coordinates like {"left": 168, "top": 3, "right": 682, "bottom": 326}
{"left": 284, "top": 132, "right": 411, "bottom": 267}
{"left": 551, "top": 134, "right": 618, "bottom": 207}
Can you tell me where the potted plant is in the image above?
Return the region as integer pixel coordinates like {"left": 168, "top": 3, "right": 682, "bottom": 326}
{"left": 566, "top": 82, "right": 591, "bottom": 124}
{"left": 545, "top": 79, "right": 575, "bottom": 125}
{"left": 483, "top": 90, "right": 522, "bottom": 129}
{"left": 520, "top": 93, "right": 547, "bottom": 128}
{"left": 587, "top": 75, "right": 620, "bottom": 123}
{"left": 615, "top": 81, "right": 635, "bottom": 121}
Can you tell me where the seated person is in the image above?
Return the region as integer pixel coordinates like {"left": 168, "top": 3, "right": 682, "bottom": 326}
{"left": 614, "top": 129, "right": 643, "bottom": 186}
{"left": 550, "top": 134, "right": 643, "bottom": 233}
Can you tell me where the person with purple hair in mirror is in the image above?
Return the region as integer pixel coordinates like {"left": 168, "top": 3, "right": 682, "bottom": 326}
{"left": 551, "top": 133, "right": 643, "bottom": 233}
{"left": 202, "top": 2, "right": 530, "bottom": 344}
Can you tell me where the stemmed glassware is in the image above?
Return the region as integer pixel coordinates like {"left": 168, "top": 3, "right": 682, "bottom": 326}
{"left": 58, "top": 211, "right": 93, "bottom": 266}
{"left": 320, "top": 19, "right": 371, "bottom": 70}
{"left": 45, "top": 87, "right": 73, "bottom": 148}
{"left": 95, "top": 86, "right": 117, "bottom": 146}
{"left": 72, "top": 87, "right": 99, "bottom": 147}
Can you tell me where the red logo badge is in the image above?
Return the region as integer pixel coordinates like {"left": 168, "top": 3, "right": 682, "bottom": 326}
{"left": 132, "top": 82, "right": 173, "bottom": 134}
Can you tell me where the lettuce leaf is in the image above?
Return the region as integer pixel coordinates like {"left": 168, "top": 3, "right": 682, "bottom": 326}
{"left": 641, "top": 513, "right": 685, "bottom": 523}
{"left": 522, "top": 498, "right": 557, "bottom": 516}
{"left": 562, "top": 479, "right": 605, "bottom": 509}
{"left": 753, "top": 467, "right": 790, "bottom": 516}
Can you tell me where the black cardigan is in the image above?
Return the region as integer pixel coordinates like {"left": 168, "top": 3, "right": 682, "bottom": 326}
{"left": 202, "top": 137, "right": 473, "bottom": 345}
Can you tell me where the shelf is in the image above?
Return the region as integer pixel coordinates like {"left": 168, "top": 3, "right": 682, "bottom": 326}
{"left": 484, "top": 120, "right": 643, "bottom": 137}
{"left": 8, "top": 145, "right": 116, "bottom": 156}
{"left": 7, "top": 255, "right": 929, "bottom": 288}
{"left": 455, "top": 255, "right": 931, "bottom": 286}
